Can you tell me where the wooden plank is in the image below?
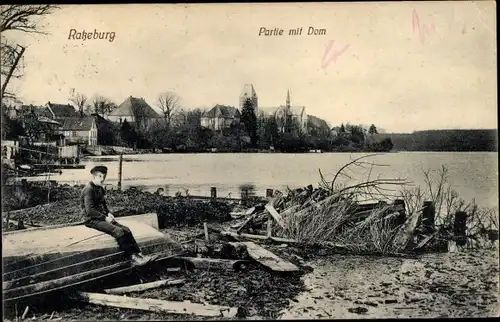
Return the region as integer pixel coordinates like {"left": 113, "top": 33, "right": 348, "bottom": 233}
{"left": 75, "top": 292, "right": 240, "bottom": 318}
{"left": 392, "top": 209, "right": 422, "bottom": 252}
{"left": 235, "top": 213, "right": 258, "bottom": 233}
{"left": 3, "top": 252, "right": 181, "bottom": 303}
{"left": 2, "top": 214, "right": 166, "bottom": 259}
{"left": 264, "top": 204, "right": 285, "bottom": 228}
{"left": 175, "top": 257, "right": 249, "bottom": 271}
{"left": 220, "top": 230, "right": 347, "bottom": 249}
{"left": 104, "top": 279, "right": 185, "bottom": 295}
{"left": 231, "top": 241, "right": 298, "bottom": 272}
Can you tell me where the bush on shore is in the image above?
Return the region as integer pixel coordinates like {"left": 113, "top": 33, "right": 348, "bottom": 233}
{"left": 2, "top": 183, "right": 236, "bottom": 228}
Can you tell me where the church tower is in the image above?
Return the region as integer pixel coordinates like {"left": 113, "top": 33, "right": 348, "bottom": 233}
{"left": 286, "top": 89, "right": 291, "bottom": 110}
{"left": 239, "top": 84, "right": 258, "bottom": 115}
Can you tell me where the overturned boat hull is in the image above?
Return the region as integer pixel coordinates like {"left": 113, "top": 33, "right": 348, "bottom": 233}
{"left": 2, "top": 213, "right": 183, "bottom": 303}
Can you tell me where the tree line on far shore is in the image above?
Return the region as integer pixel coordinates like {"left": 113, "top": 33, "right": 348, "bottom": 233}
{"left": 372, "top": 130, "right": 498, "bottom": 152}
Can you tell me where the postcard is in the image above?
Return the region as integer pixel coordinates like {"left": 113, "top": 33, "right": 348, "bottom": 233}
{"left": 1, "top": 2, "right": 498, "bottom": 320}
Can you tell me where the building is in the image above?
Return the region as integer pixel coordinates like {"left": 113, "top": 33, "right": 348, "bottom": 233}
{"left": 107, "top": 96, "right": 161, "bottom": 129}
{"left": 58, "top": 116, "right": 98, "bottom": 146}
{"left": 260, "top": 90, "right": 308, "bottom": 133}
{"left": 307, "top": 115, "right": 331, "bottom": 137}
{"left": 200, "top": 104, "right": 241, "bottom": 131}
{"left": 39, "top": 102, "right": 82, "bottom": 120}
{"left": 239, "top": 84, "right": 258, "bottom": 115}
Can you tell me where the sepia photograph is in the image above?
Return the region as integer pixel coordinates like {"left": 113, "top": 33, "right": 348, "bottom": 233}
{"left": 1, "top": 2, "right": 498, "bottom": 320}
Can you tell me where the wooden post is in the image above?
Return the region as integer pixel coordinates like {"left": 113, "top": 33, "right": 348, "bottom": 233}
{"left": 118, "top": 153, "right": 123, "bottom": 191}
{"left": 393, "top": 199, "right": 406, "bottom": 227}
{"left": 454, "top": 211, "right": 467, "bottom": 246}
{"left": 210, "top": 187, "right": 217, "bottom": 200}
{"left": 422, "top": 201, "right": 435, "bottom": 234}
{"left": 241, "top": 188, "right": 249, "bottom": 203}
{"left": 203, "top": 222, "right": 209, "bottom": 242}
{"left": 267, "top": 215, "right": 273, "bottom": 238}
{"left": 266, "top": 189, "right": 274, "bottom": 198}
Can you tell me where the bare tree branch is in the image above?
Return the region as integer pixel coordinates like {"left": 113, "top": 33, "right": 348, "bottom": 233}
{"left": 0, "top": 5, "right": 59, "bottom": 100}
{"left": 69, "top": 92, "right": 88, "bottom": 116}
{"left": 89, "top": 95, "right": 116, "bottom": 117}
{"left": 0, "top": 5, "right": 59, "bottom": 34}
{"left": 157, "top": 91, "right": 181, "bottom": 130}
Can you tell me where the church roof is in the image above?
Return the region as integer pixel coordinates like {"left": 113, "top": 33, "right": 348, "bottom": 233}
{"left": 260, "top": 105, "right": 306, "bottom": 117}
{"left": 110, "top": 96, "right": 160, "bottom": 118}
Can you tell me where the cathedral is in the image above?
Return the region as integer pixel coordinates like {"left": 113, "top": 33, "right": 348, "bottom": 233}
{"left": 233, "top": 84, "right": 329, "bottom": 135}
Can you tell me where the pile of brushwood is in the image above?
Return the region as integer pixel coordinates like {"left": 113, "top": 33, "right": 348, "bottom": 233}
{"left": 235, "top": 155, "right": 499, "bottom": 255}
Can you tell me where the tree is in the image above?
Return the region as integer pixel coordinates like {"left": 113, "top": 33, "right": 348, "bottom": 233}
{"left": 157, "top": 91, "right": 181, "bottom": 130}
{"left": 23, "top": 111, "right": 45, "bottom": 144}
{"left": 240, "top": 98, "right": 258, "bottom": 147}
{"left": 339, "top": 123, "right": 346, "bottom": 133}
{"left": 369, "top": 124, "right": 378, "bottom": 135}
{"left": 348, "top": 124, "right": 365, "bottom": 146}
{"left": 1, "top": 5, "right": 59, "bottom": 99}
{"left": 1, "top": 111, "right": 24, "bottom": 140}
{"left": 120, "top": 119, "right": 138, "bottom": 148}
{"left": 89, "top": 95, "right": 116, "bottom": 117}
{"left": 69, "top": 92, "right": 88, "bottom": 116}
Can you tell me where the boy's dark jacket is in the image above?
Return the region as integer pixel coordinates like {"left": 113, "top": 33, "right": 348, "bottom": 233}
{"left": 80, "top": 181, "right": 109, "bottom": 220}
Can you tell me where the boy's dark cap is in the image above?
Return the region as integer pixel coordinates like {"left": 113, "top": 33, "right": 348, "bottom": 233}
{"left": 90, "top": 166, "right": 108, "bottom": 175}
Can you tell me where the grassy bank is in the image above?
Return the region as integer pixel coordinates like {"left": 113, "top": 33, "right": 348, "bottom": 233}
{"left": 1, "top": 182, "right": 249, "bottom": 230}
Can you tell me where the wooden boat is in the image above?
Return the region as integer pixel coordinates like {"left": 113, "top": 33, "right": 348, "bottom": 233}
{"left": 2, "top": 213, "right": 184, "bottom": 304}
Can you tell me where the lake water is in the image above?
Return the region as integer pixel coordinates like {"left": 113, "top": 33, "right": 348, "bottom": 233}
{"left": 27, "top": 152, "right": 498, "bottom": 210}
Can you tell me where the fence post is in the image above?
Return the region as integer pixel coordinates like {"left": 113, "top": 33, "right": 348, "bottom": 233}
{"left": 394, "top": 199, "right": 406, "bottom": 226}
{"left": 118, "top": 153, "right": 123, "bottom": 191}
{"left": 267, "top": 215, "right": 273, "bottom": 238}
{"left": 422, "top": 201, "right": 436, "bottom": 234}
{"left": 266, "top": 189, "right": 274, "bottom": 198}
{"left": 454, "top": 211, "right": 467, "bottom": 246}
{"left": 241, "top": 188, "right": 249, "bottom": 204}
{"left": 211, "top": 187, "right": 217, "bottom": 200}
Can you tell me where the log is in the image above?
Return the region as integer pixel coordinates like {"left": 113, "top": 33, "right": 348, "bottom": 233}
{"left": 104, "top": 278, "right": 185, "bottom": 295}
{"left": 229, "top": 241, "right": 298, "bottom": 272}
{"left": 75, "top": 292, "right": 241, "bottom": 317}
{"left": 264, "top": 204, "right": 285, "bottom": 228}
{"left": 175, "top": 257, "right": 250, "bottom": 271}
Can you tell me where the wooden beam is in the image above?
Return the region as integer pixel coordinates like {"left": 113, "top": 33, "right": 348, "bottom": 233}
{"left": 175, "top": 257, "right": 249, "bottom": 271}
{"left": 220, "top": 230, "right": 348, "bottom": 250}
{"left": 264, "top": 204, "right": 285, "bottom": 228}
{"left": 235, "top": 213, "right": 258, "bottom": 233}
{"left": 75, "top": 292, "right": 241, "bottom": 317}
{"left": 392, "top": 209, "right": 422, "bottom": 252}
{"left": 104, "top": 279, "right": 185, "bottom": 295}
{"left": 229, "top": 241, "right": 298, "bottom": 272}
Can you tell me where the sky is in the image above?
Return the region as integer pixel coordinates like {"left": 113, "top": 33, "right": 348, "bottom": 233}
{"left": 2, "top": 2, "right": 497, "bottom": 133}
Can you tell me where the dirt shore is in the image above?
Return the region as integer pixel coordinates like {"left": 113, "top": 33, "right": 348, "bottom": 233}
{"left": 279, "top": 247, "right": 499, "bottom": 319}
{"left": 3, "top": 184, "right": 499, "bottom": 320}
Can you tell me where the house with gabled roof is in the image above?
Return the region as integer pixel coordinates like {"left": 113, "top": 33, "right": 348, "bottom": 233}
{"left": 200, "top": 104, "right": 241, "bottom": 131}
{"left": 57, "top": 116, "right": 98, "bottom": 146}
{"left": 107, "top": 96, "right": 160, "bottom": 129}
{"left": 39, "top": 101, "right": 82, "bottom": 120}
